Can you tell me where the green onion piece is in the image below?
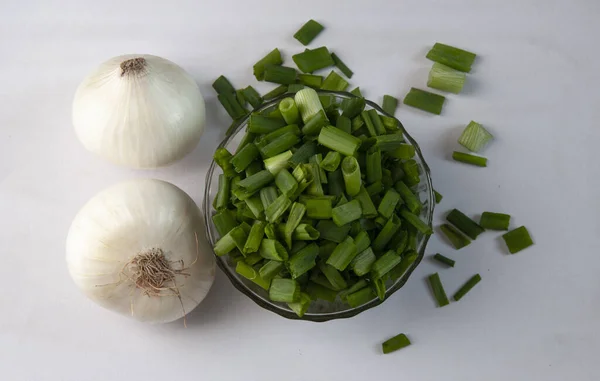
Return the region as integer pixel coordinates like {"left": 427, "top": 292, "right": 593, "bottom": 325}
{"left": 265, "top": 194, "right": 291, "bottom": 223}
{"left": 401, "top": 160, "right": 420, "bottom": 186}
{"left": 263, "top": 85, "right": 288, "bottom": 100}
{"left": 305, "top": 162, "right": 324, "bottom": 196}
{"left": 332, "top": 199, "right": 362, "bottom": 227}
{"left": 259, "top": 186, "right": 278, "bottom": 211}
{"left": 218, "top": 92, "right": 247, "bottom": 119}
{"left": 371, "top": 250, "right": 402, "bottom": 280}
{"left": 236, "top": 89, "right": 246, "bottom": 107}
{"left": 340, "top": 279, "right": 369, "bottom": 301}
{"left": 326, "top": 236, "right": 358, "bottom": 271}
{"left": 321, "top": 70, "right": 349, "bottom": 91}
{"left": 453, "top": 274, "right": 482, "bottom": 302}
{"left": 452, "top": 151, "right": 487, "bottom": 167}
{"left": 265, "top": 123, "right": 300, "bottom": 141}
{"left": 331, "top": 52, "right": 353, "bottom": 78}
{"left": 318, "top": 126, "right": 362, "bottom": 157}
{"left": 293, "top": 19, "right": 324, "bottom": 45}
{"left": 360, "top": 110, "right": 377, "bottom": 137}
{"left": 368, "top": 109, "right": 386, "bottom": 135}
{"left": 292, "top": 46, "right": 335, "bottom": 73}
{"left": 260, "top": 132, "right": 300, "bottom": 158}
{"left": 244, "top": 195, "right": 264, "bottom": 219}
{"left": 253, "top": 48, "right": 283, "bottom": 80}
{"left": 394, "top": 181, "right": 421, "bottom": 214}
{"left": 342, "top": 97, "right": 366, "bottom": 119}
{"left": 214, "top": 148, "right": 236, "bottom": 178}
{"left": 291, "top": 241, "right": 308, "bottom": 255}
{"left": 382, "top": 95, "right": 398, "bottom": 115}
{"left": 236, "top": 131, "right": 257, "bottom": 153}
{"left": 316, "top": 220, "right": 351, "bottom": 243}
{"left": 428, "top": 272, "right": 449, "bottom": 307}
{"left": 293, "top": 224, "right": 320, "bottom": 240}
{"left": 427, "top": 62, "right": 466, "bottom": 94}
{"left": 243, "top": 251, "right": 263, "bottom": 266}
{"left": 275, "top": 168, "right": 298, "bottom": 196}
{"left": 259, "top": 238, "right": 289, "bottom": 261}
{"left": 502, "top": 226, "right": 534, "bottom": 254}
{"left": 238, "top": 170, "right": 274, "bottom": 193}
{"left": 440, "top": 224, "right": 471, "bottom": 249}
{"left": 320, "top": 151, "right": 342, "bottom": 172}
{"left": 336, "top": 115, "right": 352, "bottom": 135}
{"left": 287, "top": 83, "right": 304, "bottom": 93}
{"left": 366, "top": 146, "right": 382, "bottom": 184}
{"left": 212, "top": 75, "right": 236, "bottom": 95}
{"left": 350, "top": 87, "right": 362, "bottom": 97}
{"left": 374, "top": 134, "right": 404, "bottom": 152}
{"left": 327, "top": 169, "right": 344, "bottom": 196}
{"left": 267, "top": 107, "right": 284, "bottom": 120}
{"left": 378, "top": 189, "right": 401, "bottom": 219}
{"left": 213, "top": 174, "right": 230, "bottom": 210}
{"left": 248, "top": 114, "right": 286, "bottom": 134}
{"left": 351, "top": 247, "right": 376, "bottom": 276}
{"left": 213, "top": 231, "right": 236, "bottom": 256}
{"left": 341, "top": 156, "right": 361, "bottom": 196}
{"left": 309, "top": 153, "right": 327, "bottom": 184}
{"left": 269, "top": 278, "right": 300, "bottom": 302}
{"left": 382, "top": 333, "right": 411, "bottom": 354}
{"left": 295, "top": 88, "right": 326, "bottom": 124}
{"left": 259, "top": 260, "right": 283, "bottom": 281}
{"left": 403, "top": 87, "right": 446, "bottom": 115}
{"left": 433, "top": 253, "right": 455, "bottom": 267}
{"left": 426, "top": 42, "right": 476, "bottom": 73}
{"left": 354, "top": 231, "right": 371, "bottom": 253}
{"left": 388, "top": 144, "right": 415, "bottom": 160}
{"left": 367, "top": 181, "right": 383, "bottom": 196}
{"left": 380, "top": 115, "right": 400, "bottom": 131}
{"left": 373, "top": 278, "right": 386, "bottom": 301}
{"left": 292, "top": 164, "right": 310, "bottom": 183}
{"left": 388, "top": 229, "right": 408, "bottom": 253}
{"left": 243, "top": 221, "right": 266, "bottom": 254}
{"left": 305, "top": 198, "right": 332, "bottom": 219}
{"left": 264, "top": 223, "right": 279, "bottom": 240}
{"left": 318, "top": 241, "right": 337, "bottom": 259}
{"left": 264, "top": 65, "right": 298, "bottom": 85}
{"left": 336, "top": 194, "right": 349, "bottom": 207}
{"left": 290, "top": 141, "right": 317, "bottom": 165}
{"left": 245, "top": 161, "right": 262, "bottom": 177}
{"left": 434, "top": 189, "right": 443, "bottom": 204}
{"left": 346, "top": 287, "right": 375, "bottom": 307}
{"left": 284, "top": 202, "right": 306, "bottom": 248}
{"left": 458, "top": 121, "right": 493, "bottom": 153}
{"left": 241, "top": 86, "right": 263, "bottom": 108}
{"left": 212, "top": 210, "right": 237, "bottom": 236}
{"left": 400, "top": 208, "right": 433, "bottom": 235}
{"left": 231, "top": 143, "right": 259, "bottom": 173}
{"left": 447, "top": 209, "right": 485, "bottom": 240}
{"left": 288, "top": 243, "right": 319, "bottom": 279}
{"left": 480, "top": 212, "right": 511, "bottom": 230}
{"left": 301, "top": 110, "right": 328, "bottom": 136}
{"left": 278, "top": 97, "right": 300, "bottom": 125}
{"left": 288, "top": 292, "right": 312, "bottom": 317}
{"left": 389, "top": 250, "right": 418, "bottom": 280}
{"left": 355, "top": 187, "right": 378, "bottom": 218}
{"left": 318, "top": 262, "right": 347, "bottom": 290}
{"left": 373, "top": 214, "right": 402, "bottom": 252}
{"left": 298, "top": 74, "right": 323, "bottom": 88}
{"left": 306, "top": 281, "right": 337, "bottom": 302}
{"left": 236, "top": 261, "right": 270, "bottom": 290}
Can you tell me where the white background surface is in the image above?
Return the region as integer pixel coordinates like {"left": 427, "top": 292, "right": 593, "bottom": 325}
{"left": 1, "top": 0, "right": 599, "bottom": 380}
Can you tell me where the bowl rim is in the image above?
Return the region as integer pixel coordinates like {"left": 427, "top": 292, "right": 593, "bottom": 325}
{"left": 203, "top": 89, "right": 435, "bottom": 322}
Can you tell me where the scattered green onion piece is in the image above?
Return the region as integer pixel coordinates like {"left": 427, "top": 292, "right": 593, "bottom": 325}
{"left": 427, "top": 62, "right": 466, "bottom": 94}
{"left": 237, "top": 170, "right": 274, "bottom": 193}
{"left": 305, "top": 198, "right": 333, "bottom": 219}
{"left": 293, "top": 224, "right": 320, "bottom": 240}
{"left": 354, "top": 187, "right": 378, "bottom": 218}
{"left": 241, "top": 86, "right": 263, "bottom": 108}
{"left": 318, "top": 262, "right": 347, "bottom": 290}
{"left": 264, "top": 65, "right": 298, "bottom": 85}
{"left": 295, "top": 88, "right": 326, "bottom": 124}
{"left": 212, "top": 210, "right": 237, "bottom": 236}
{"left": 213, "top": 231, "right": 236, "bottom": 256}
{"left": 373, "top": 278, "right": 386, "bottom": 301}
{"left": 265, "top": 194, "right": 292, "bottom": 223}
{"left": 394, "top": 181, "right": 421, "bottom": 214}
{"left": 346, "top": 287, "right": 375, "bottom": 307}
{"left": 269, "top": 278, "right": 300, "bottom": 302}
{"left": 316, "top": 220, "right": 351, "bottom": 243}
{"left": 373, "top": 214, "right": 402, "bottom": 252}
{"left": 360, "top": 110, "right": 377, "bottom": 137}
{"left": 318, "top": 126, "right": 361, "bottom": 157}
{"left": 452, "top": 151, "right": 487, "bottom": 167}
{"left": 236, "top": 89, "right": 246, "bottom": 107}
{"left": 320, "top": 151, "right": 342, "bottom": 172}
{"left": 231, "top": 143, "right": 259, "bottom": 173}
{"left": 321, "top": 70, "right": 349, "bottom": 91}
{"left": 284, "top": 202, "right": 306, "bottom": 248}
{"left": 218, "top": 92, "right": 247, "bottom": 119}
{"left": 342, "top": 97, "right": 366, "bottom": 119}
{"left": 341, "top": 156, "right": 361, "bottom": 196}
{"left": 366, "top": 146, "right": 383, "bottom": 184}
{"left": 332, "top": 199, "right": 362, "bottom": 227}
{"left": 292, "top": 46, "right": 334, "bottom": 73}
{"left": 275, "top": 168, "right": 298, "bottom": 196}
{"left": 502, "top": 226, "right": 534, "bottom": 254}
{"left": 305, "top": 162, "right": 324, "bottom": 196}
{"left": 401, "top": 159, "right": 420, "bottom": 186}
{"left": 331, "top": 52, "right": 353, "bottom": 78}
{"left": 336, "top": 115, "right": 352, "bottom": 134}
{"left": 243, "top": 221, "right": 266, "bottom": 254}
{"left": 290, "top": 141, "right": 317, "bottom": 165}
{"left": 253, "top": 48, "right": 283, "bottom": 80}
{"left": 426, "top": 42, "right": 476, "bottom": 73}
{"left": 389, "top": 250, "right": 418, "bottom": 280}
{"left": 428, "top": 272, "right": 449, "bottom": 307}
{"left": 287, "top": 83, "right": 304, "bottom": 93}
{"left": 374, "top": 134, "right": 404, "bottom": 152}
{"left": 288, "top": 243, "right": 319, "bottom": 279}
{"left": 480, "top": 212, "right": 511, "bottom": 230}
{"left": 326, "top": 236, "right": 358, "bottom": 271}
{"left": 382, "top": 95, "right": 398, "bottom": 115}
{"left": 248, "top": 114, "right": 286, "bottom": 134}
{"left": 453, "top": 274, "right": 482, "bottom": 301}
{"left": 263, "top": 85, "right": 288, "bottom": 100}
{"left": 244, "top": 195, "right": 264, "bottom": 219}
{"left": 353, "top": 231, "right": 371, "bottom": 253}
{"left": 382, "top": 333, "right": 411, "bottom": 354}
{"left": 433, "top": 253, "right": 455, "bottom": 267}
{"left": 368, "top": 109, "right": 386, "bottom": 135}
{"left": 458, "top": 121, "right": 493, "bottom": 153}
{"left": 388, "top": 144, "right": 415, "bottom": 160}
{"left": 447, "top": 209, "right": 485, "bottom": 240}
{"left": 301, "top": 110, "right": 328, "bottom": 136}
{"left": 287, "top": 292, "right": 312, "bottom": 317}
{"left": 263, "top": 151, "right": 292, "bottom": 176}
{"left": 278, "top": 97, "right": 300, "bottom": 125}
{"left": 212, "top": 75, "right": 236, "bottom": 94}
{"left": 259, "top": 260, "right": 283, "bottom": 281}
{"left": 298, "top": 74, "right": 323, "bottom": 88}
{"left": 434, "top": 189, "right": 443, "bottom": 204}
{"left": 213, "top": 174, "right": 230, "bottom": 210}
{"left": 260, "top": 132, "right": 300, "bottom": 158}
{"left": 371, "top": 250, "right": 402, "bottom": 280}
{"left": 351, "top": 247, "right": 376, "bottom": 276}
{"left": 236, "top": 261, "right": 270, "bottom": 290}
{"left": 293, "top": 19, "right": 324, "bottom": 45}
{"left": 378, "top": 189, "right": 401, "bottom": 219}
{"left": 259, "top": 238, "right": 288, "bottom": 261}
{"left": 309, "top": 153, "right": 327, "bottom": 184}
{"left": 440, "top": 223, "right": 471, "bottom": 249}
{"left": 403, "top": 87, "right": 445, "bottom": 115}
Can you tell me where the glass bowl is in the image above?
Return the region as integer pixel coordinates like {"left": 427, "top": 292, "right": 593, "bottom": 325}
{"left": 203, "top": 90, "right": 434, "bottom": 322}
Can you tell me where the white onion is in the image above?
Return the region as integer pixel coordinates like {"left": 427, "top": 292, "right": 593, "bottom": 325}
{"left": 72, "top": 54, "right": 205, "bottom": 168}
{"left": 66, "top": 179, "right": 215, "bottom": 324}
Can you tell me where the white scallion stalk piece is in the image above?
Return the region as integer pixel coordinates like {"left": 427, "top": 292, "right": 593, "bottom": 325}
{"left": 458, "top": 121, "right": 493, "bottom": 152}
{"left": 294, "top": 88, "right": 325, "bottom": 123}
{"left": 66, "top": 179, "right": 216, "bottom": 324}
{"left": 264, "top": 150, "right": 293, "bottom": 175}
{"left": 72, "top": 54, "right": 206, "bottom": 168}
{"left": 427, "top": 62, "right": 466, "bottom": 94}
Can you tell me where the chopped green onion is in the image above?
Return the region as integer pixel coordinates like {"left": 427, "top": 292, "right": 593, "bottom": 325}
{"left": 289, "top": 141, "right": 317, "bottom": 165}
{"left": 380, "top": 115, "right": 400, "bottom": 131}
{"left": 305, "top": 198, "right": 333, "bottom": 219}
{"left": 341, "top": 156, "right": 361, "bottom": 196}
{"left": 287, "top": 292, "right": 312, "bottom": 317}
{"left": 284, "top": 202, "right": 306, "bottom": 248}
{"left": 354, "top": 231, "right": 371, "bottom": 253}
{"left": 253, "top": 48, "right": 283, "bottom": 80}
{"left": 213, "top": 231, "right": 236, "bottom": 256}
{"left": 367, "top": 181, "right": 383, "bottom": 197}
{"left": 389, "top": 250, "right": 418, "bottom": 280}
{"left": 452, "top": 151, "right": 487, "bottom": 167}
{"left": 278, "top": 98, "right": 300, "bottom": 125}
{"left": 212, "top": 210, "right": 237, "bottom": 236}
{"left": 298, "top": 74, "right": 323, "bottom": 88}
{"left": 263, "top": 150, "right": 292, "bottom": 175}
{"left": 318, "top": 262, "right": 347, "bottom": 290}
{"left": 330, "top": 52, "right": 353, "bottom": 78}
{"left": 316, "top": 220, "right": 351, "bottom": 243}
{"left": 403, "top": 88, "right": 445, "bottom": 115}
{"left": 336, "top": 115, "right": 352, "bottom": 134}
{"left": 434, "top": 189, "right": 443, "bottom": 204}
{"left": 320, "top": 151, "right": 342, "bottom": 172}
{"left": 375, "top": 134, "right": 404, "bottom": 152}
{"left": 243, "top": 221, "right": 266, "bottom": 254}
{"left": 321, "top": 70, "right": 349, "bottom": 91}
{"left": 327, "top": 169, "right": 344, "bottom": 196}
{"left": 378, "top": 189, "right": 401, "bottom": 219}
{"left": 427, "top": 62, "right": 466, "bottom": 94}
{"left": 288, "top": 243, "right": 319, "bottom": 278}
{"left": 388, "top": 144, "right": 415, "bottom": 160}
{"left": 447, "top": 209, "right": 485, "bottom": 240}
{"left": 318, "top": 126, "right": 362, "bottom": 157}
{"left": 382, "top": 95, "right": 398, "bottom": 115}
{"left": 306, "top": 281, "right": 337, "bottom": 302}
{"left": 293, "top": 19, "right": 324, "bottom": 45}
{"left": 368, "top": 109, "right": 386, "bottom": 135}
{"left": 426, "top": 42, "right": 476, "bottom": 73}
{"left": 295, "top": 88, "right": 326, "bottom": 124}
{"left": 342, "top": 97, "right": 366, "bottom": 119}
{"left": 241, "top": 86, "right": 263, "bottom": 108}
{"left": 453, "top": 274, "right": 482, "bottom": 301}
{"left": 269, "top": 278, "right": 300, "bottom": 302}
{"left": 259, "top": 132, "right": 300, "bottom": 158}
{"left": 218, "top": 92, "right": 247, "bottom": 120}
{"left": 259, "top": 260, "right": 284, "bottom": 281}
{"left": 433, "top": 253, "right": 455, "bottom": 267}
{"left": 264, "top": 65, "right": 298, "bottom": 85}
{"left": 293, "top": 224, "right": 320, "bottom": 240}
{"left": 371, "top": 250, "right": 402, "bottom": 280}
{"left": 360, "top": 110, "right": 377, "bottom": 137}
{"left": 265, "top": 194, "right": 292, "bottom": 223}
{"left": 366, "top": 146, "right": 383, "bottom": 184}
{"left": 401, "top": 160, "right": 420, "bottom": 186}
{"left": 332, "top": 199, "right": 362, "bottom": 227}
{"left": 213, "top": 174, "right": 230, "bottom": 210}
{"left": 275, "top": 168, "right": 298, "bottom": 196}
{"left": 373, "top": 214, "right": 402, "bottom": 252}
{"left": 263, "top": 84, "right": 288, "bottom": 100}
{"left": 236, "top": 261, "right": 270, "bottom": 290}
{"left": 305, "top": 162, "right": 324, "bottom": 196}
{"left": 292, "top": 46, "right": 334, "bottom": 73}
{"left": 502, "top": 226, "right": 534, "bottom": 254}
{"left": 326, "top": 236, "right": 358, "bottom": 271}
{"left": 259, "top": 238, "right": 288, "bottom": 261}
{"left": 309, "top": 153, "right": 327, "bottom": 184}
{"left": 346, "top": 287, "right": 375, "bottom": 307}
{"left": 394, "top": 181, "right": 421, "bottom": 214}
{"left": 244, "top": 195, "right": 264, "bottom": 219}
{"left": 230, "top": 143, "right": 259, "bottom": 173}
{"left": 382, "top": 333, "right": 411, "bottom": 354}
{"left": 354, "top": 187, "right": 378, "bottom": 218}
{"left": 480, "top": 212, "right": 511, "bottom": 230}
{"left": 248, "top": 114, "right": 286, "bottom": 134}
{"left": 373, "top": 278, "right": 386, "bottom": 301}
{"left": 212, "top": 75, "right": 236, "bottom": 94}
{"left": 237, "top": 170, "right": 274, "bottom": 193}
{"left": 351, "top": 247, "right": 376, "bottom": 276}
{"left": 428, "top": 272, "right": 449, "bottom": 307}
{"left": 458, "top": 121, "right": 493, "bottom": 152}
{"left": 440, "top": 223, "right": 471, "bottom": 249}
{"left": 264, "top": 223, "right": 278, "bottom": 240}
{"left": 301, "top": 110, "right": 328, "bottom": 136}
